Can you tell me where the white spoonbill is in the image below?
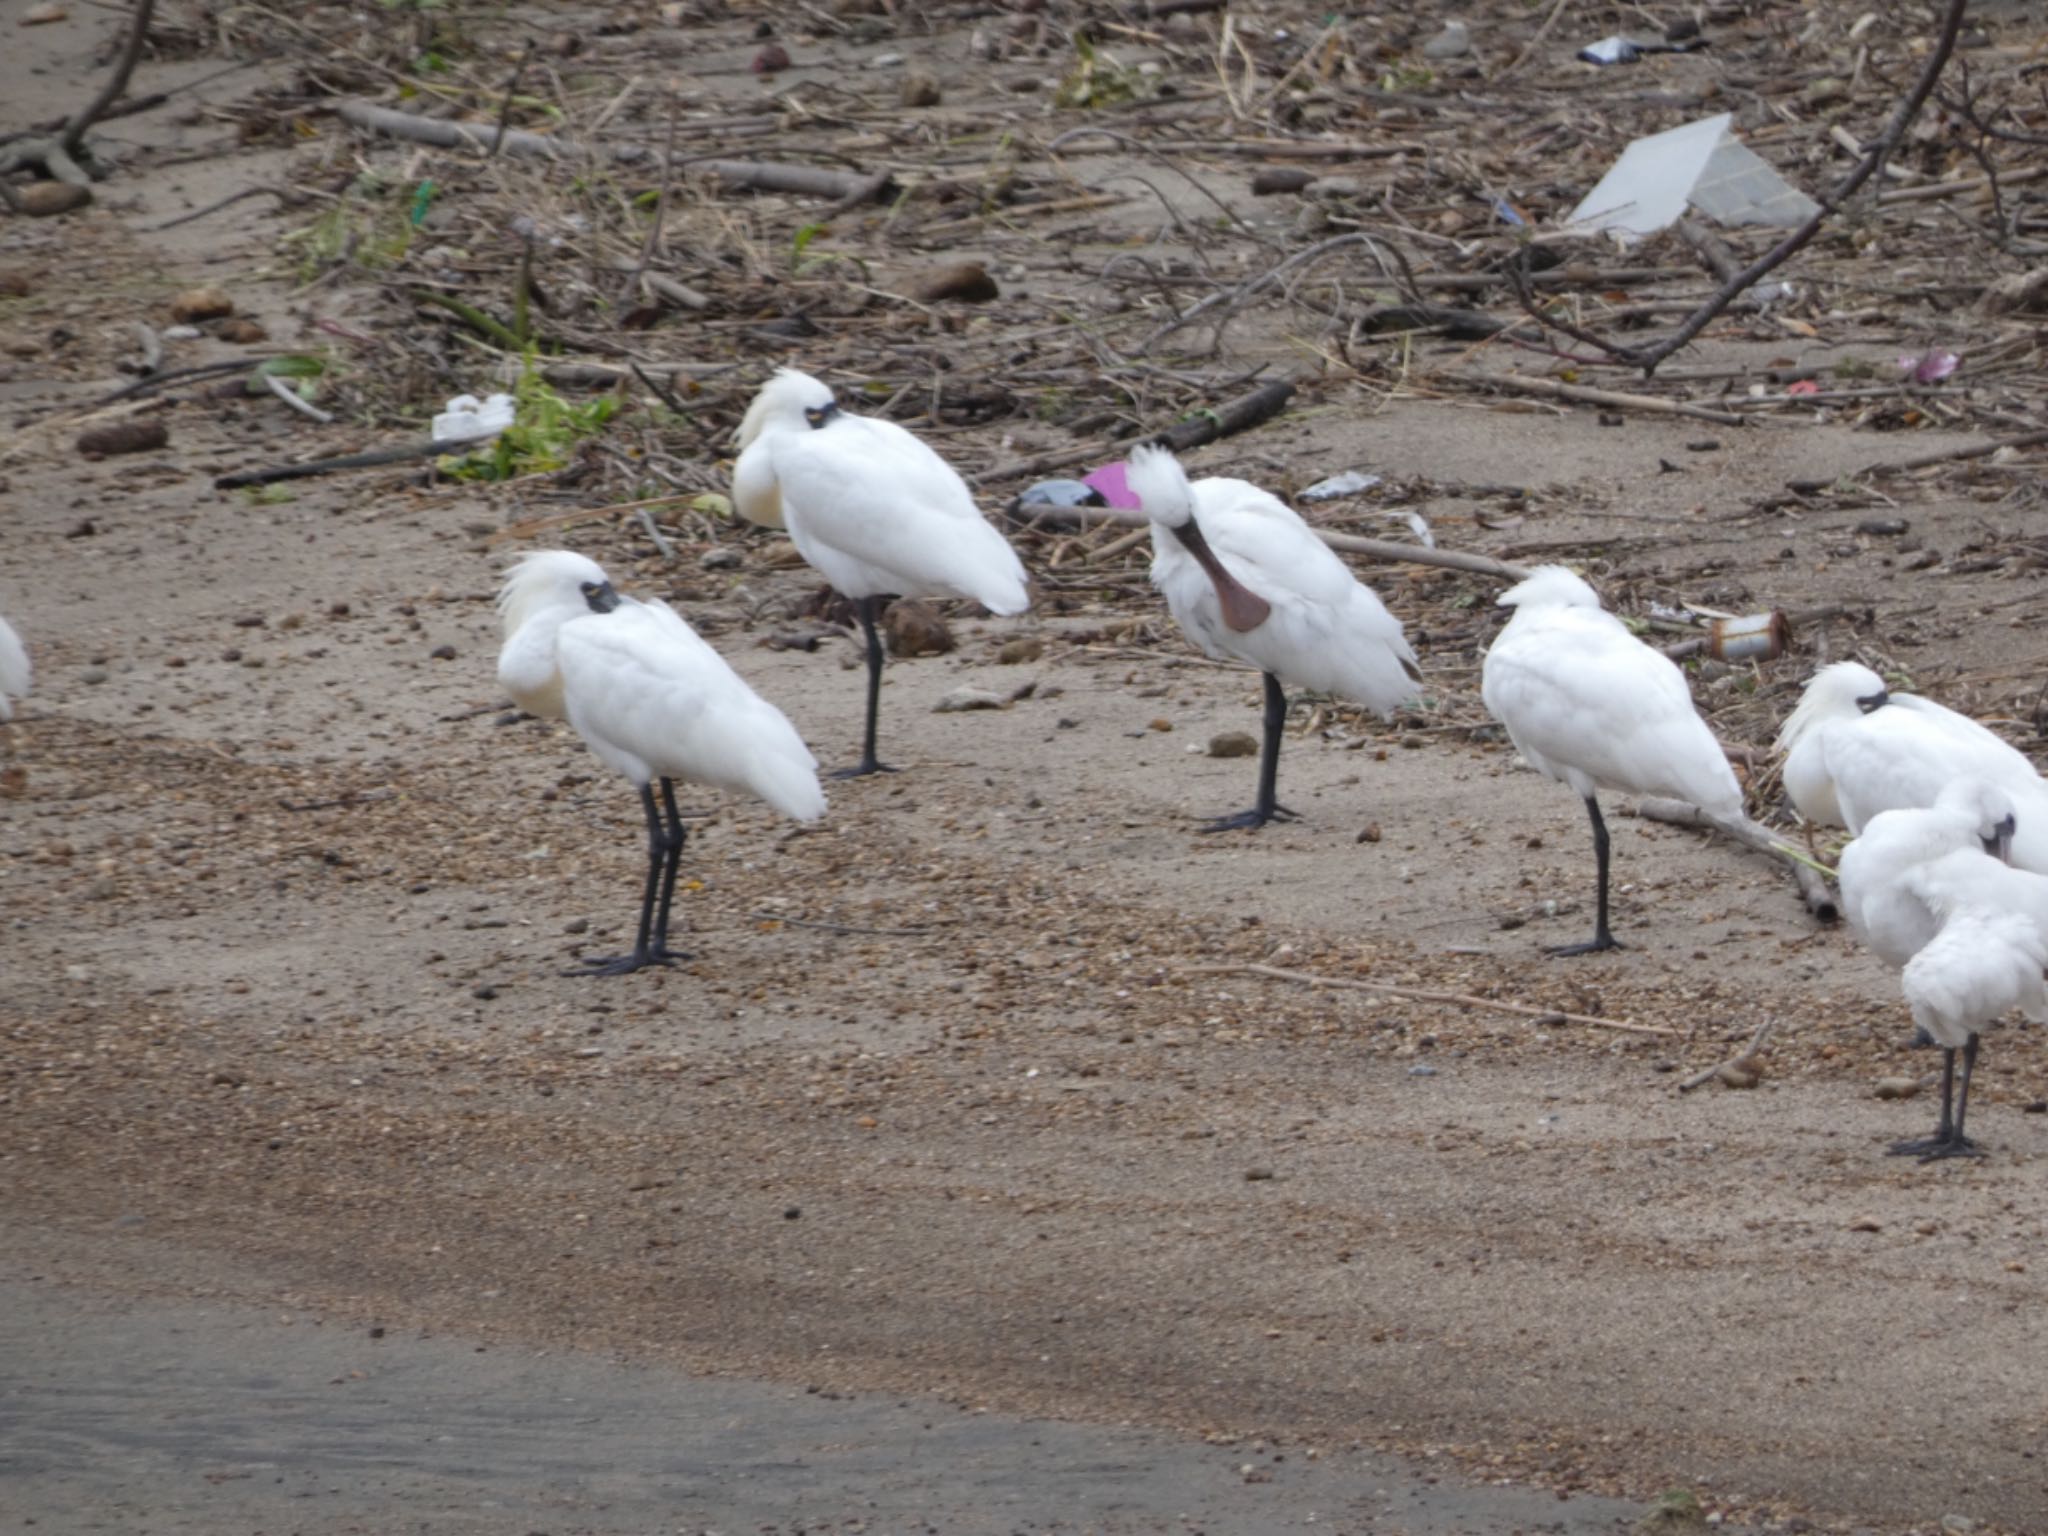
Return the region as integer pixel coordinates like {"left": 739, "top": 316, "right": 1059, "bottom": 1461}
{"left": 497, "top": 550, "right": 826, "bottom": 976}
{"left": 1480, "top": 566, "right": 1743, "bottom": 955}
{"left": 1125, "top": 444, "right": 1420, "bottom": 831}
{"left": 1777, "top": 661, "right": 2048, "bottom": 864}
{"left": 0, "top": 613, "right": 28, "bottom": 721}
{"left": 1837, "top": 778, "right": 2018, "bottom": 972}
{"left": 1890, "top": 847, "right": 2048, "bottom": 1159}
{"left": 732, "top": 367, "right": 1030, "bottom": 777}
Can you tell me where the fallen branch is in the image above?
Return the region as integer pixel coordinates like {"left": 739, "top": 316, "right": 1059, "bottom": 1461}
{"left": 1004, "top": 501, "right": 1533, "bottom": 582}
{"left": 1863, "top": 426, "right": 2048, "bottom": 477}
{"left": 1474, "top": 373, "right": 1748, "bottom": 426}
{"left": 1181, "top": 961, "right": 1670, "bottom": 1036}
{"left": 262, "top": 372, "right": 335, "bottom": 423}
{"left": 1635, "top": 798, "right": 1839, "bottom": 923}
{"left": 0, "top": 0, "right": 156, "bottom": 183}
{"left": 1677, "top": 1016, "right": 1777, "bottom": 1094}
{"left": 332, "top": 99, "right": 894, "bottom": 204}
{"left": 1151, "top": 377, "right": 1296, "bottom": 452}
{"left": 214, "top": 439, "right": 446, "bottom": 490}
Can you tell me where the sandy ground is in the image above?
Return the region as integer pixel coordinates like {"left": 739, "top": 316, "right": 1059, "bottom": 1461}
{"left": 9, "top": 5, "right": 2048, "bottom": 1535}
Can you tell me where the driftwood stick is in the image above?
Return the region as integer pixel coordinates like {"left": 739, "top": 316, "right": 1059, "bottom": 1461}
{"left": 59, "top": 0, "right": 158, "bottom": 159}
{"left": 262, "top": 371, "right": 336, "bottom": 424}
{"left": 1636, "top": 798, "right": 1839, "bottom": 922}
{"left": 1004, "top": 502, "right": 1533, "bottom": 582}
{"left": 1181, "top": 961, "right": 1671, "bottom": 1036}
{"left": 1475, "top": 373, "right": 1747, "bottom": 426}
{"left": 332, "top": 99, "right": 894, "bottom": 203}
{"left": 214, "top": 439, "right": 445, "bottom": 490}
{"left": 1864, "top": 426, "right": 2048, "bottom": 476}
{"left": 1151, "top": 377, "right": 1295, "bottom": 451}
{"left": 1677, "top": 1016, "right": 1777, "bottom": 1094}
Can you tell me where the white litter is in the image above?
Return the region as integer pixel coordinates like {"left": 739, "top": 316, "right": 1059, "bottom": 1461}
{"left": 432, "top": 392, "right": 517, "bottom": 444}
{"left": 1300, "top": 470, "right": 1383, "bottom": 501}
{"left": 1564, "top": 113, "right": 1820, "bottom": 244}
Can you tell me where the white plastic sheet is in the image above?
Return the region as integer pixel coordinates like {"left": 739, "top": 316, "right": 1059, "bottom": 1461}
{"left": 1564, "top": 113, "right": 1820, "bottom": 244}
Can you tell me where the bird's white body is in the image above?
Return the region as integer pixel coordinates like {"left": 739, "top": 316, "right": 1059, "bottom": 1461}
{"left": 1128, "top": 449, "right": 1419, "bottom": 715}
{"left": 732, "top": 368, "right": 1029, "bottom": 614}
{"left": 1838, "top": 780, "right": 2018, "bottom": 970}
{"left": 1898, "top": 849, "right": 2048, "bottom": 1050}
{"left": 1778, "top": 662, "right": 2048, "bottom": 863}
{"left": 1480, "top": 567, "right": 1743, "bottom": 816}
{"left": 497, "top": 551, "right": 825, "bottom": 822}
{"left": 0, "top": 613, "right": 29, "bottom": 722}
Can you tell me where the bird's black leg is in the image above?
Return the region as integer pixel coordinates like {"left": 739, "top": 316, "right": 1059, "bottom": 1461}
{"left": 567, "top": 782, "right": 682, "bottom": 977}
{"left": 1895, "top": 1035, "right": 1987, "bottom": 1161}
{"left": 646, "top": 777, "right": 693, "bottom": 963}
{"left": 1887, "top": 1043, "right": 1970, "bottom": 1158}
{"left": 832, "top": 596, "right": 899, "bottom": 779}
{"left": 1546, "top": 794, "right": 1621, "bottom": 956}
{"left": 1200, "top": 672, "right": 1303, "bottom": 833}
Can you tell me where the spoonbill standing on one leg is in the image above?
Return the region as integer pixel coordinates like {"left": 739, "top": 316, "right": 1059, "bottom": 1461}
{"left": 0, "top": 613, "right": 28, "bottom": 721}
{"left": 732, "top": 368, "right": 1030, "bottom": 777}
{"left": 497, "top": 550, "right": 826, "bottom": 976}
{"left": 1480, "top": 566, "right": 1743, "bottom": 955}
{"left": 1124, "top": 445, "right": 1421, "bottom": 832}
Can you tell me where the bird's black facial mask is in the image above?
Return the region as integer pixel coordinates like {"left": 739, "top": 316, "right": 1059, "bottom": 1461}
{"left": 1985, "top": 813, "right": 2018, "bottom": 864}
{"left": 804, "top": 400, "right": 841, "bottom": 430}
{"left": 582, "top": 581, "right": 621, "bottom": 614}
{"left": 1855, "top": 687, "right": 1889, "bottom": 713}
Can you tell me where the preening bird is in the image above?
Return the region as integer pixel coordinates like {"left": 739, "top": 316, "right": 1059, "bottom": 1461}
{"left": 1837, "top": 778, "right": 2018, "bottom": 972}
{"left": 1480, "top": 566, "right": 1743, "bottom": 955}
{"left": 0, "top": 612, "right": 29, "bottom": 722}
{"left": 732, "top": 367, "right": 1030, "bottom": 777}
{"left": 1890, "top": 847, "right": 2048, "bottom": 1159}
{"left": 497, "top": 550, "right": 825, "bottom": 976}
{"left": 1777, "top": 661, "right": 2048, "bottom": 866}
{"left": 1126, "top": 445, "right": 1420, "bottom": 831}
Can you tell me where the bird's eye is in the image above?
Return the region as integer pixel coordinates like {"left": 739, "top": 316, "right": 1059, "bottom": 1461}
{"left": 580, "top": 582, "right": 597, "bottom": 595}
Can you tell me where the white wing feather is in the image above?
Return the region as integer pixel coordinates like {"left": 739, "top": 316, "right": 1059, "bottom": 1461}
{"left": 746, "top": 415, "right": 1028, "bottom": 613}
{"left": 556, "top": 601, "right": 825, "bottom": 822}
{"left": 1481, "top": 605, "right": 1742, "bottom": 815}
{"left": 0, "top": 614, "right": 28, "bottom": 722}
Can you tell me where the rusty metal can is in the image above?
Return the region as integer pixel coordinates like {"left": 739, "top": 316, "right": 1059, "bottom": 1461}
{"left": 1705, "top": 610, "right": 1791, "bottom": 663}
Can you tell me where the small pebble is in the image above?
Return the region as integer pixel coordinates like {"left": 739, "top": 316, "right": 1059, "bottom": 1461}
{"left": 1874, "top": 1076, "right": 1920, "bottom": 1100}
{"left": 169, "top": 286, "right": 235, "bottom": 323}
{"left": 934, "top": 686, "right": 1006, "bottom": 713}
{"left": 1207, "top": 731, "right": 1257, "bottom": 759}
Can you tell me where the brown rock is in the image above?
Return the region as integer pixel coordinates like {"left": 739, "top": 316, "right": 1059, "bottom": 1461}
{"left": 216, "top": 317, "right": 269, "bottom": 343}
{"left": 883, "top": 599, "right": 954, "bottom": 657}
{"left": 16, "top": 182, "right": 92, "bottom": 217}
{"left": 1207, "top": 731, "right": 1258, "bottom": 758}
{"left": 900, "top": 68, "right": 942, "bottom": 107}
{"left": 170, "top": 287, "right": 235, "bottom": 323}
{"left": 751, "top": 43, "right": 791, "bottom": 73}
{"left": 907, "top": 262, "right": 999, "bottom": 305}
{"left": 997, "top": 636, "right": 1042, "bottom": 665}
{"left": 1251, "top": 167, "right": 1316, "bottom": 196}
{"left": 0, "top": 270, "right": 31, "bottom": 298}
{"left": 1874, "top": 1076, "right": 1921, "bottom": 1100}
{"left": 1714, "top": 1060, "right": 1762, "bottom": 1090}
{"left": 75, "top": 419, "right": 169, "bottom": 457}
